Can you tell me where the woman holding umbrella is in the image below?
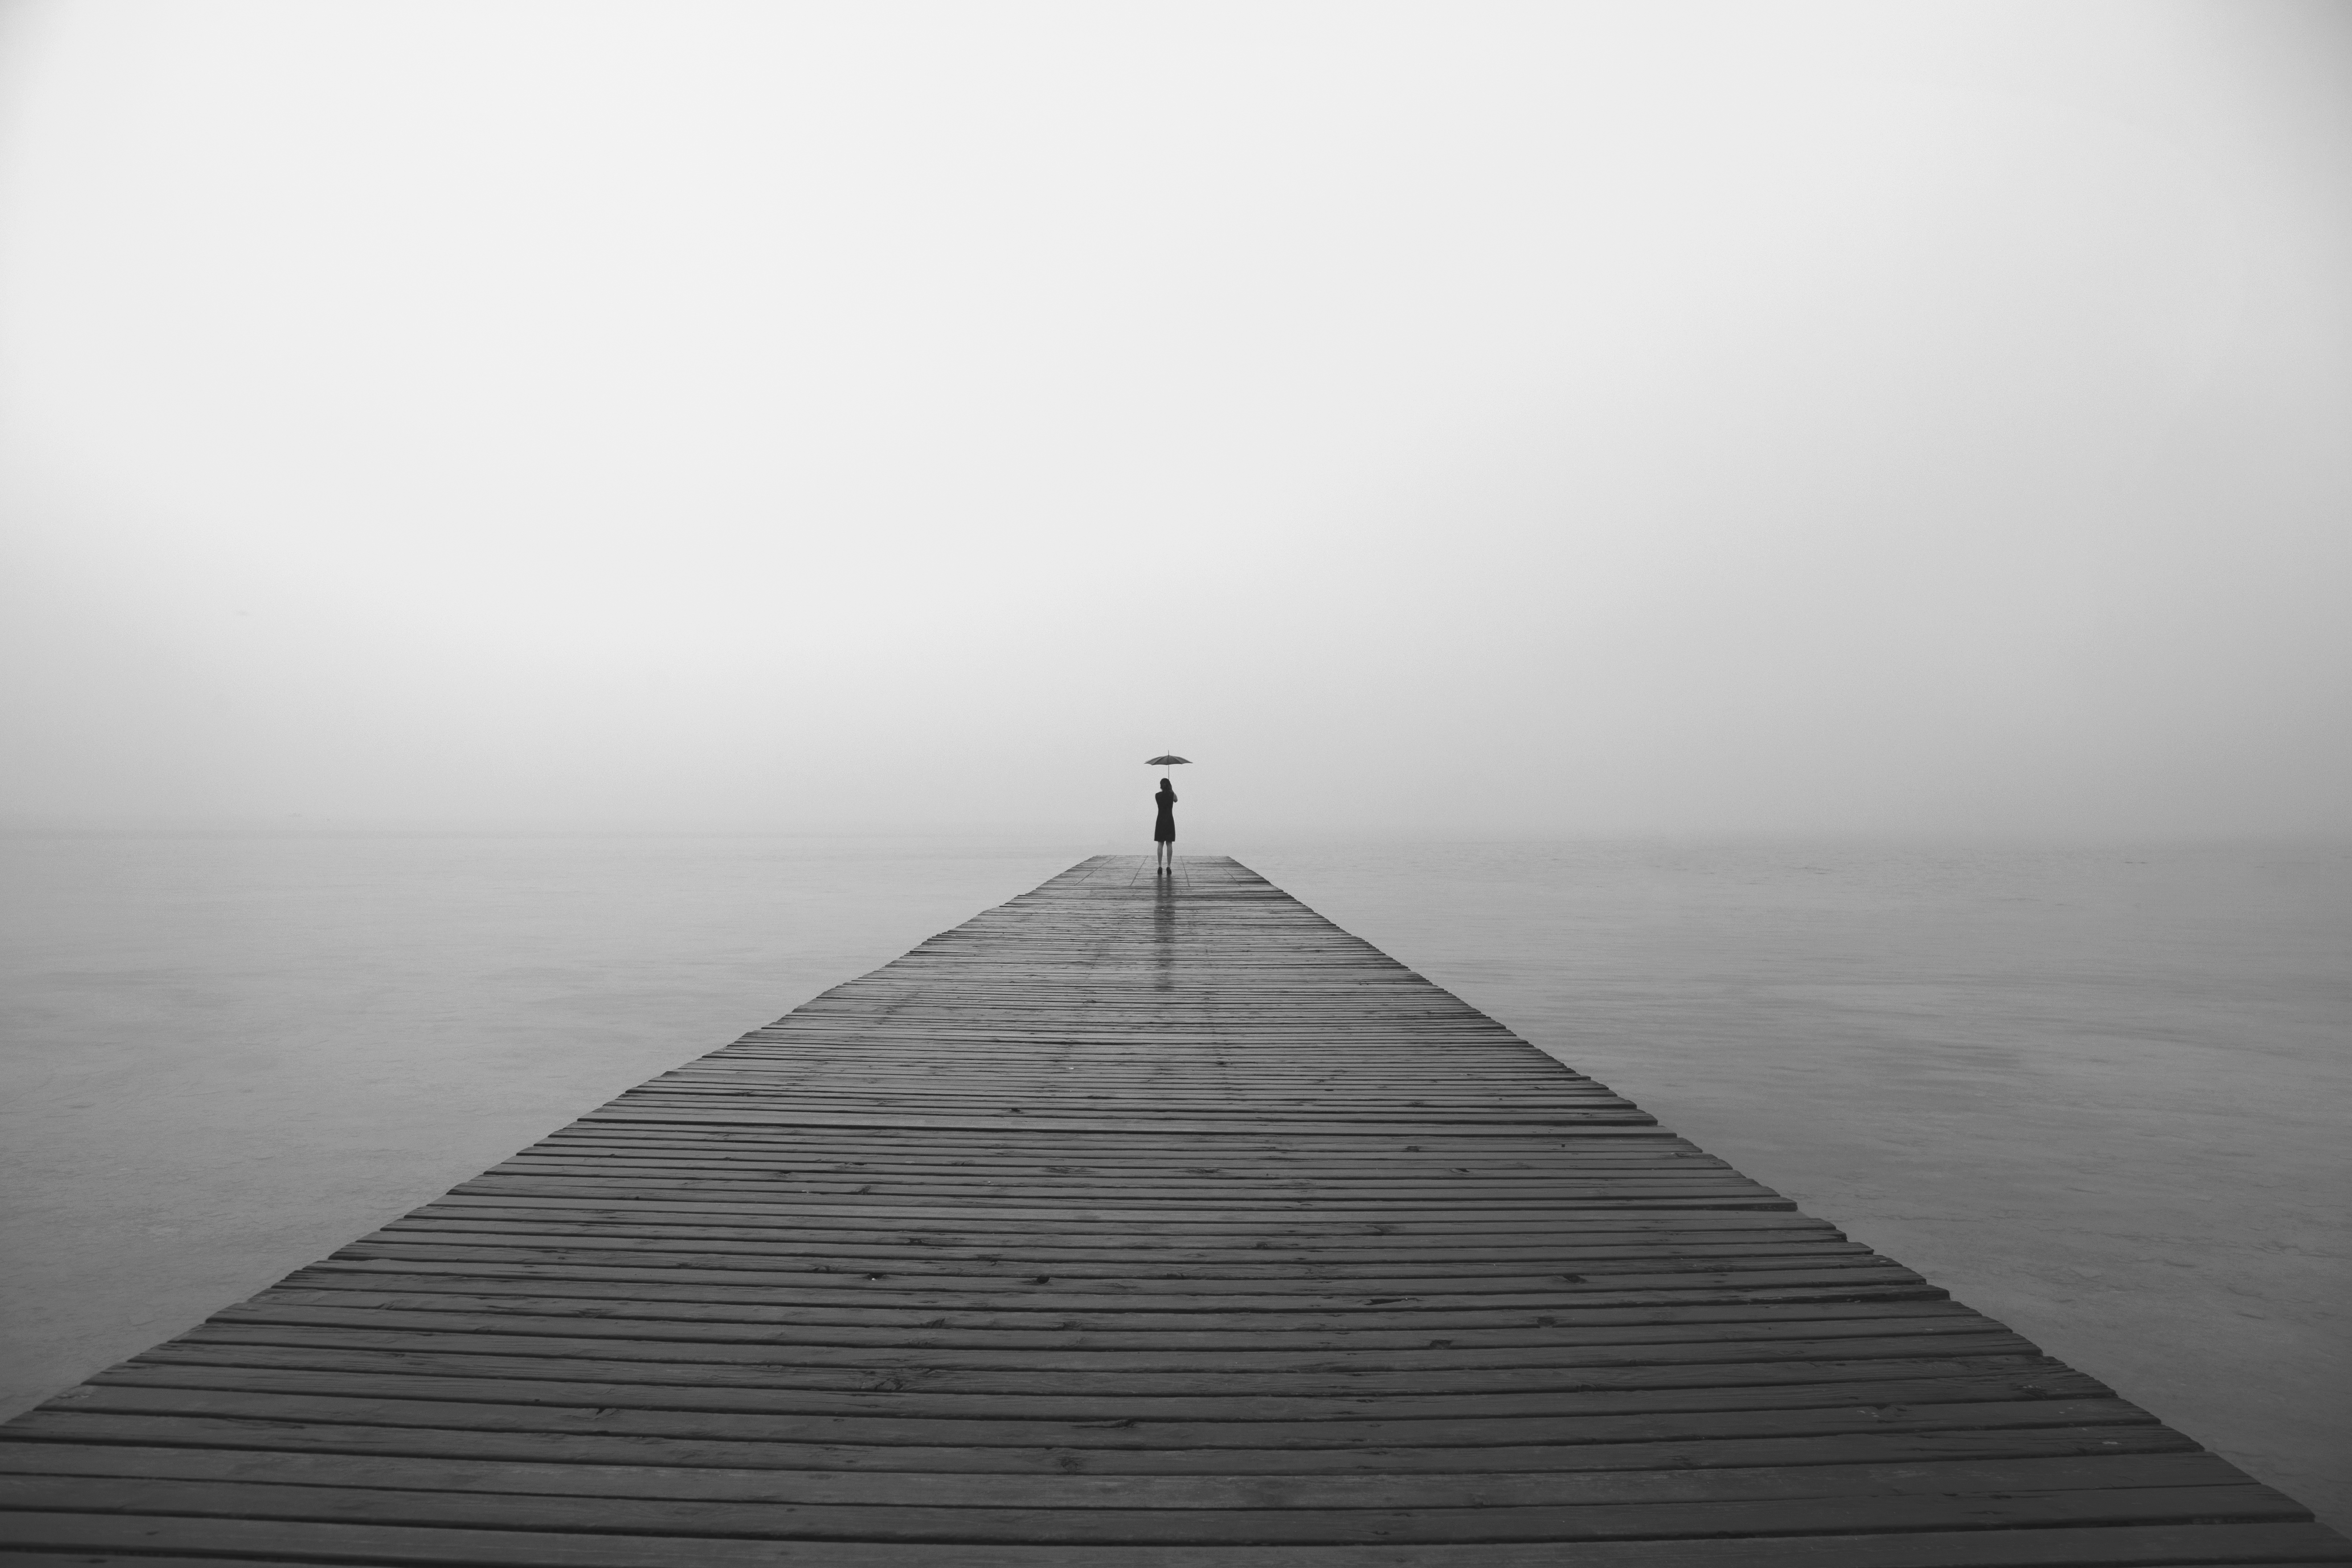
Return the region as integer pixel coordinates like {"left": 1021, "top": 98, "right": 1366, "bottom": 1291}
{"left": 1147, "top": 755, "right": 1186, "bottom": 875}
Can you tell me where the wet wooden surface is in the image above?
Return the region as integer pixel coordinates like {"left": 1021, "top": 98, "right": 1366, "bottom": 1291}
{"left": 3, "top": 854, "right": 2343, "bottom": 1565}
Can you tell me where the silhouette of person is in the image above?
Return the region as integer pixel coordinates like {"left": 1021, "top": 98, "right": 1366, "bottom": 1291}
{"left": 1152, "top": 776, "right": 1177, "bottom": 875}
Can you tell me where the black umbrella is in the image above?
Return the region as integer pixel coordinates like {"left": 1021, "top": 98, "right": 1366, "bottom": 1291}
{"left": 1145, "top": 753, "right": 1190, "bottom": 768}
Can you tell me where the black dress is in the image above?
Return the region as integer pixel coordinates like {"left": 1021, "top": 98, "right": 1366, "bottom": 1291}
{"left": 1152, "top": 786, "right": 1177, "bottom": 843}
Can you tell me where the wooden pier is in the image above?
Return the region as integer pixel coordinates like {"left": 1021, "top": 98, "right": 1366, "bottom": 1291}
{"left": 3, "top": 855, "right": 2343, "bottom": 1565}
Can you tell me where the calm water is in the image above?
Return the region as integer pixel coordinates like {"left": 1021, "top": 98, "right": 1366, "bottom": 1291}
{"left": 4, "top": 831, "right": 2346, "bottom": 1525}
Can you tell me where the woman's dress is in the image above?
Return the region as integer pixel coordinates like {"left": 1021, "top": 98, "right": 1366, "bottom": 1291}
{"left": 1152, "top": 787, "right": 1177, "bottom": 843}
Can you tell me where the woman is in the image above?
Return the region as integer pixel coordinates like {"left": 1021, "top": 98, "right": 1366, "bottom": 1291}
{"left": 1151, "top": 776, "right": 1177, "bottom": 875}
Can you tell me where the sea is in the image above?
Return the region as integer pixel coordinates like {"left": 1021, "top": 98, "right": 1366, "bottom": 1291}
{"left": 3, "top": 830, "right": 2346, "bottom": 1528}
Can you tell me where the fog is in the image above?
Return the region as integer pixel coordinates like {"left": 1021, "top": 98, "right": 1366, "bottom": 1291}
{"left": 2, "top": 0, "right": 2347, "bottom": 839}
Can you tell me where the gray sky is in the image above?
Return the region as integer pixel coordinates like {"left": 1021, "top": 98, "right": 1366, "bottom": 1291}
{"left": 3, "top": 0, "right": 2347, "bottom": 839}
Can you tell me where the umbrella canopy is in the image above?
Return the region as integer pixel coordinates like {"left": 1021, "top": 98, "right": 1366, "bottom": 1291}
{"left": 1145, "top": 754, "right": 1191, "bottom": 766}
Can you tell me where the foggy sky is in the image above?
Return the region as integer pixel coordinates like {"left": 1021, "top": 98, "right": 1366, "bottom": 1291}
{"left": 3, "top": 0, "right": 2347, "bottom": 840}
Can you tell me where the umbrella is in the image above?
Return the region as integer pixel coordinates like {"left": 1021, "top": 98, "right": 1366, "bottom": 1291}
{"left": 1145, "top": 754, "right": 1190, "bottom": 767}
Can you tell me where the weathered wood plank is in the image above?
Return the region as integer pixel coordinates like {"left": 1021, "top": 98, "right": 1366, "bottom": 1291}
{"left": 4, "top": 1408, "right": 2194, "bottom": 1474}
{"left": 0, "top": 1446, "right": 2257, "bottom": 1507}
{"left": 21, "top": 1383, "right": 2168, "bottom": 1453}
{"left": 0, "top": 1473, "right": 2316, "bottom": 1543}
{"left": 3, "top": 1513, "right": 2347, "bottom": 1566}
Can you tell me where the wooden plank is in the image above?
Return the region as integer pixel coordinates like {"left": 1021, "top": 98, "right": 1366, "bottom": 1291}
{"left": 215, "top": 1298, "right": 2001, "bottom": 1344}
{"left": 1, "top": 853, "right": 2338, "bottom": 1566}
{"left": 167, "top": 1325, "right": 2045, "bottom": 1380}
{"left": 269, "top": 1264, "right": 1959, "bottom": 1318}
{"left": 20, "top": 1384, "right": 2169, "bottom": 1453}
{"left": 2, "top": 1408, "right": 2195, "bottom": 1474}
{"left": 3, "top": 1514, "right": 2347, "bottom": 1566}
{"left": 369, "top": 1206, "right": 1845, "bottom": 1236}
{"left": 0, "top": 1474, "right": 2315, "bottom": 1543}
{"left": 0, "top": 1445, "right": 2260, "bottom": 1507}
{"left": 101, "top": 1348, "right": 2082, "bottom": 1412}
{"left": 72, "top": 1365, "right": 2122, "bottom": 1437}
{"left": 231, "top": 1285, "right": 1983, "bottom": 1329}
